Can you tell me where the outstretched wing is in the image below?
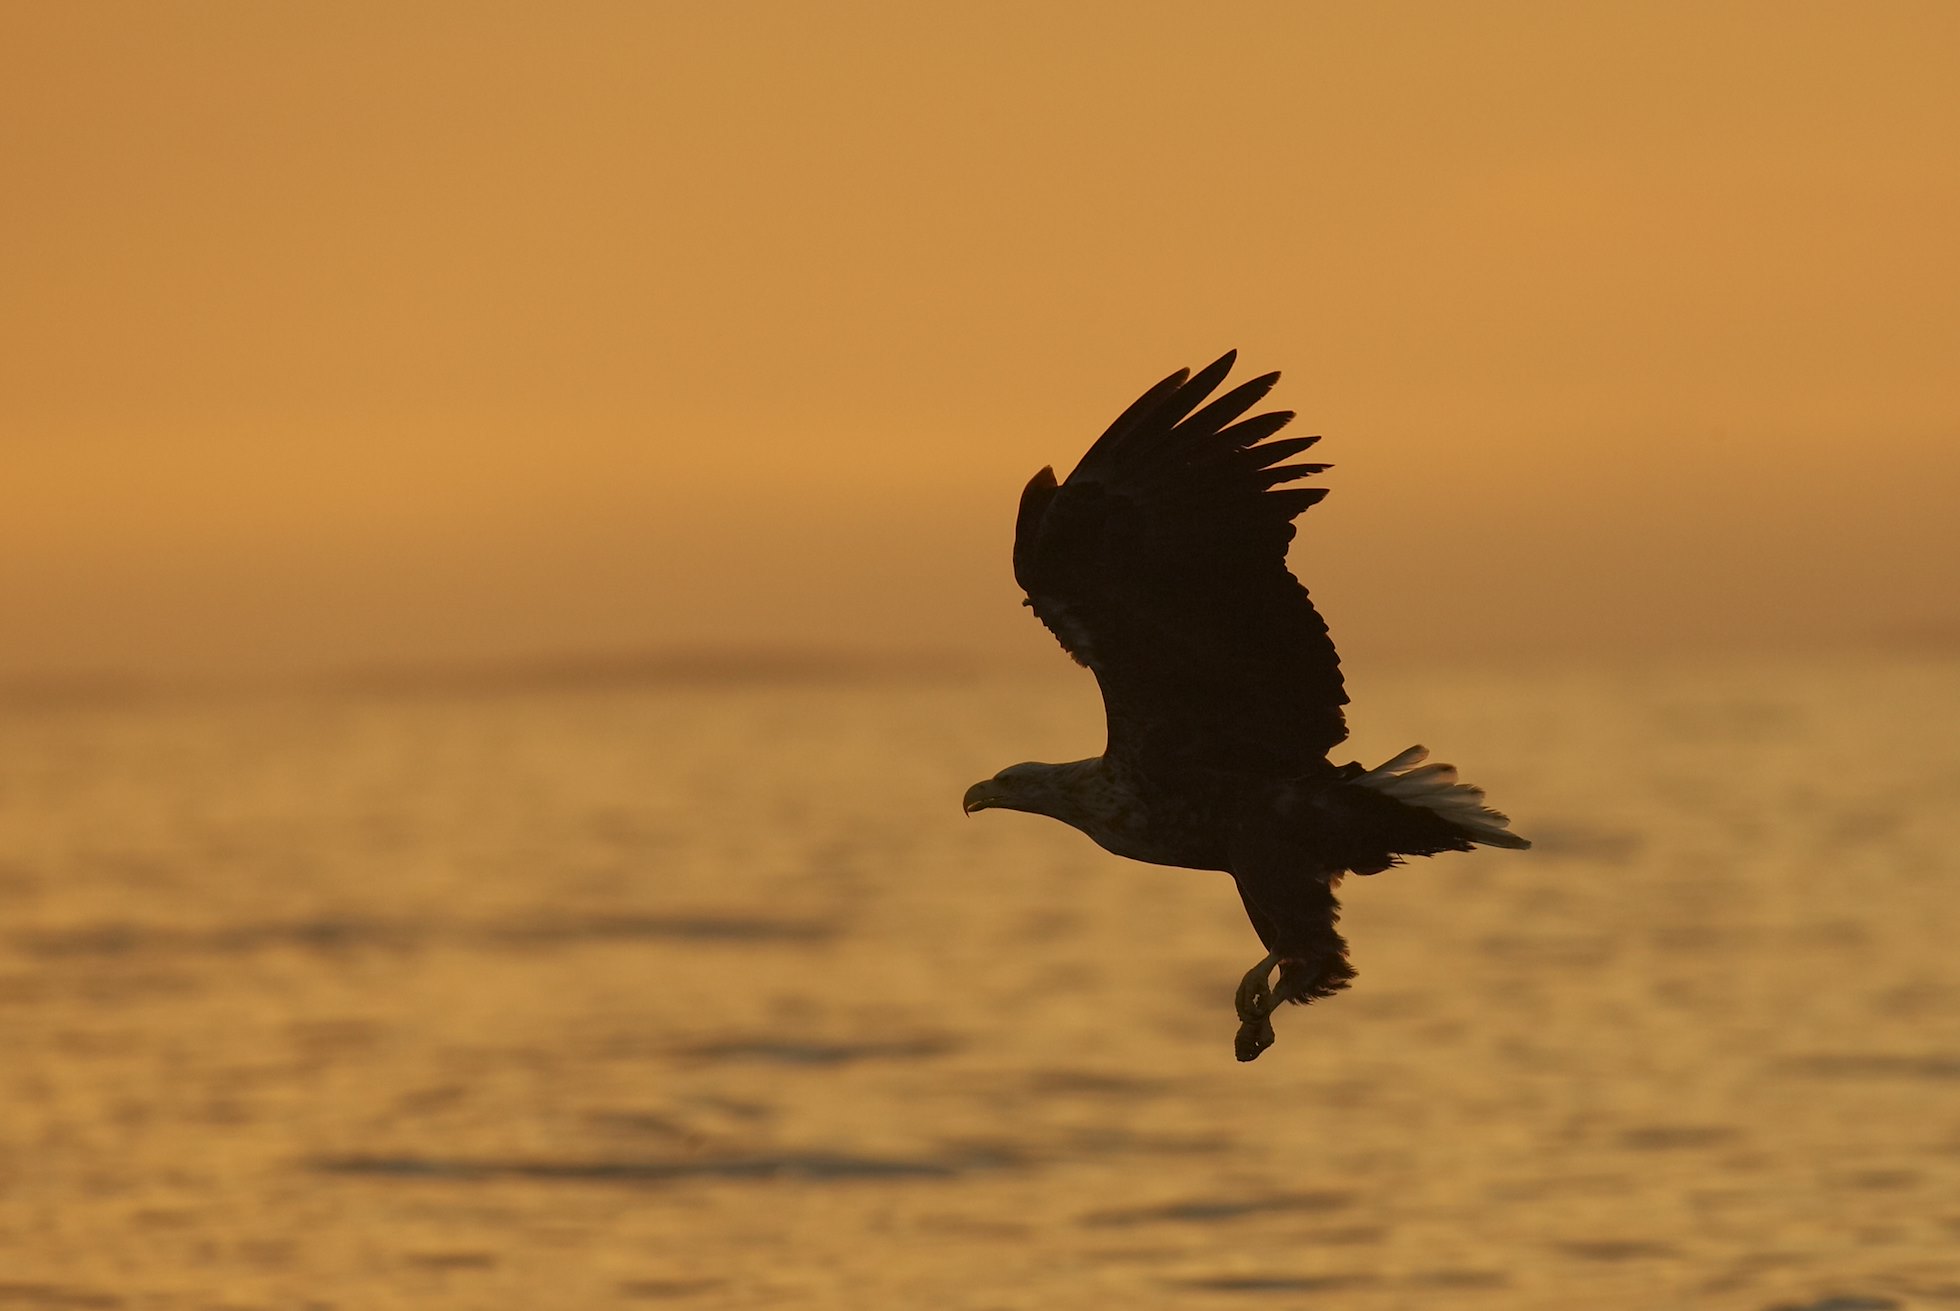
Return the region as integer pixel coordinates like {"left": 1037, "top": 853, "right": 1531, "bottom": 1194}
{"left": 1013, "top": 351, "right": 1347, "bottom": 777}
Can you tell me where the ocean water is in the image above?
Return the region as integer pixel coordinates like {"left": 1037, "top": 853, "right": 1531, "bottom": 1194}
{"left": 2, "top": 656, "right": 1957, "bottom": 1309}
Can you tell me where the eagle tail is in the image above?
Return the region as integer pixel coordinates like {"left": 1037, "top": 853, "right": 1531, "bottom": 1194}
{"left": 1352, "top": 745, "right": 1532, "bottom": 850}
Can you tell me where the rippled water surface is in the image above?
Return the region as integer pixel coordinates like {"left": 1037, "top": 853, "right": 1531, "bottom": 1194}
{"left": 3, "top": 658, "right": 1957, "bottom": 1308}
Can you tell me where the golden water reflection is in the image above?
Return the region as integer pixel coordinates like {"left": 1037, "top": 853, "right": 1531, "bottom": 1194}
{"left": 1, "top": 657, "right": 1955, "bottom": 1307}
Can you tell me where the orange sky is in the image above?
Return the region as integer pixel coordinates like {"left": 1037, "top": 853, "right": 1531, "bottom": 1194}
{"left": 3, "top": 2, "right": 1956, "bottom": 681}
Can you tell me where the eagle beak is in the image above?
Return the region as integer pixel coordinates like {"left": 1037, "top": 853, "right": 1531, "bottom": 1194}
{"left": 962, "top": 780, "right": 999, "bottom": 815}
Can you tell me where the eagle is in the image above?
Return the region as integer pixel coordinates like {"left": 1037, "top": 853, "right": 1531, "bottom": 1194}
{"left": 962, "top": 352, "right": 1530, "bottom": 1061}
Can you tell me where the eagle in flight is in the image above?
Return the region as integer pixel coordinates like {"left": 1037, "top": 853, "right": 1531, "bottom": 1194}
{"left": 962, "top": 352, "right": 1530, "bottom": 1061}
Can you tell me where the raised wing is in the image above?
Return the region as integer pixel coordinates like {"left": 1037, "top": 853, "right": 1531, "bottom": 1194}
{"left": 1013, "top": 352, "right": 1348, "bottom": 777}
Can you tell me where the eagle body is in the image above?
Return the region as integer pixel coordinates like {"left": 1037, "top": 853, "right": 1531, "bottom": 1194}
{"left": 964, "top": 353, "right": 1530, "bottom": 1061}
{"left": 972, "top": 756, "right": 1234, "bottom": 870}
{"left": 968, "top": 756, "right": 1500, "bottom": 879}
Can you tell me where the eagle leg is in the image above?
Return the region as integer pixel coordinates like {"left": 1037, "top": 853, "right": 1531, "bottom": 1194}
{"left": 1232, "top": 951, "right": 1283, "bottom": 1062}
{"left": 1233, "top": 950, "right": 1358, "bottom": 1062}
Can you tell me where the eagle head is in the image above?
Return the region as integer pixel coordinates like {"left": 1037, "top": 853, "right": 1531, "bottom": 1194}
{"left": 962, "top": 760, "right": 1097, "bottom": 819}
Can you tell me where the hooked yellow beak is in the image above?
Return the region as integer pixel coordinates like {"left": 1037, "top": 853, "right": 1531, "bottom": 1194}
{"left": 962, "top": 780, "right": 1002, "bottom": 815}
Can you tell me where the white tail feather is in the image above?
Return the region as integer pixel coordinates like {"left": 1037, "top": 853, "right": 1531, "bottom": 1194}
{"left": 1365, "top": 745, "right": 1429, "bottom": 776}
{"left": 1353, "top": 744, "right": 1531, "bottom": 849}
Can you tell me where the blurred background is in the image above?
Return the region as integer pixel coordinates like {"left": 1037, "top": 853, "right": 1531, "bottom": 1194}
{"left": 2, "top": 3, "right": 1956, "bottom": 1308}
{"left": 5, "top": 0, "right": 1956, "bottom": 683}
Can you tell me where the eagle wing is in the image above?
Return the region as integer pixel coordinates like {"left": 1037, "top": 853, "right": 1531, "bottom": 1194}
{"left": 1013, "top": 352, "right": 1348, "bottom": 778}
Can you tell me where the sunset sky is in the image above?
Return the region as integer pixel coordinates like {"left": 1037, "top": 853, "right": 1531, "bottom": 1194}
{"left": 4, "top": 2, "right": 1956, "bottom": 681}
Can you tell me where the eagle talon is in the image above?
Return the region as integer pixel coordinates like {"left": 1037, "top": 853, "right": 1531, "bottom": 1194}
{"left": 1235, "top": 1013, "right": 1277, "bottom": 1062}
{"left": 1234, "top": 951, "right": 1282, "bottom": 1023}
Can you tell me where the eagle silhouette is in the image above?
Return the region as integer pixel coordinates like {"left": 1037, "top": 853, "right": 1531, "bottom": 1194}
{"left": 963, "top": 353, "right": 1530, "bottom": 1061}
